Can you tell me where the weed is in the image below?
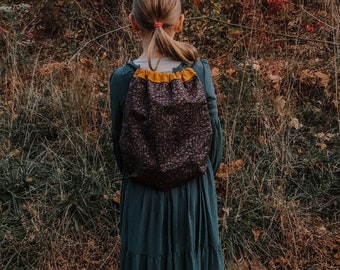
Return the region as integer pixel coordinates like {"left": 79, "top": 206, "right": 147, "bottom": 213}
{"left": 1, "top": 0, "right": 339, "bottom": 269}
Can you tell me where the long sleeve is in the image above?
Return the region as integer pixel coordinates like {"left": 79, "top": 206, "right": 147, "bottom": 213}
{"left": 110, "top": 65, "right": 135, "bottom": 173}
{"left": 193, "top": 60, "right": 223, "bottom": 174}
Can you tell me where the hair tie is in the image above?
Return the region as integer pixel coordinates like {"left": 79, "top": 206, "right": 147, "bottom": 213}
{"left": 153, "top": 22, "right": 163, "bottom": 29}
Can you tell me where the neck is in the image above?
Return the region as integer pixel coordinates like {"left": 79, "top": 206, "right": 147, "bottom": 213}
{"left": 137, "top": 36, "right": 162, "bottom": 59}
{"left": 138, "top": 29, "right": 176, "bottom": 59}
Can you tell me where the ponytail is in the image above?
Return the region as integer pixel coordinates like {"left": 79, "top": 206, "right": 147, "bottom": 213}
{"left": 148, "top": 26, "right": 198, "bottom": 71}
{"left": 132, "top": 0, "right": 198, "bottom": 71}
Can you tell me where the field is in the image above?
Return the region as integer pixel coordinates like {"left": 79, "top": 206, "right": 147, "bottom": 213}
{"left": 1, "top": 0, "right": 339, "bottom": 269}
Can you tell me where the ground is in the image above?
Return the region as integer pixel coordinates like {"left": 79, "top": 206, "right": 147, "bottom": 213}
{"left": 0, "top": 0, "right": 339, "bottom": 269}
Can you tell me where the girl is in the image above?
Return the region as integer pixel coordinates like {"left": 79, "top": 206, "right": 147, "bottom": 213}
{"left": 110, "top": 0, "right": 224, "bottom": 269}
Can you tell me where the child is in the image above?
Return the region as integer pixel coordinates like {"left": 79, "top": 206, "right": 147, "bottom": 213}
{"left": 110, "top": 0, "right": 224, "bottom": 269}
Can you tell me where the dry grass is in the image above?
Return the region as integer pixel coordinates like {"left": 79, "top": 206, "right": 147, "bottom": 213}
{"left": 1, "top": 0, "right": 339, "bottom": 269}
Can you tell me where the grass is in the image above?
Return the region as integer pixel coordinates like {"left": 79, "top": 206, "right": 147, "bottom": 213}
{"left": 1, "top": 0, "right": 340, "bottom": 269}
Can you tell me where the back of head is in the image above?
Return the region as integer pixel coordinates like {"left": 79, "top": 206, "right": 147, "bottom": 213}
{"left": 131, "top": 0, "right": 199, "bottom": 70}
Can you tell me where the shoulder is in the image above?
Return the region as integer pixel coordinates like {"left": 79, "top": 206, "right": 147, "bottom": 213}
{"left": 110, "top": 63, "right": 136, "bottom": 85}
{"left": 192, "top": 59, "right": 211, "bottom": 75}
{"left": 191, "top": 59, "right": 212, "bottom": 82}
{"left": 110, "top": 63, "right": 137, "bottom": 104}
{"left": 192, "top": 59, "right": 210, "bottom": 69}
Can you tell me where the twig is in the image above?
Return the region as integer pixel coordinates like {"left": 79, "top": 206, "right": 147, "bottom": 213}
{"left": 68, "top": 25, "right": 130, "bottom": 64}
{"left": 300, "top": 5, "right": 336, "bottom": 30}
{"left": 187, "top": 15, "right": 340, "bottom": 46}
{"left": 332, "top": 5, "right": 340, "bottom": 131}
{"left": 68, "top": 14, "right": 339, "bottom": 64}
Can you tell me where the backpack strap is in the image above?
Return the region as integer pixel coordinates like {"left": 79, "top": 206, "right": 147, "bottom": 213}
{"left": 126, "top": 61, "right": 139, "bottom": 72}
{"left": 191, "top": 60, "right": 207, "bottom": 88}
{"left": 172, "top": 59, "right": 208, "bottom": 94}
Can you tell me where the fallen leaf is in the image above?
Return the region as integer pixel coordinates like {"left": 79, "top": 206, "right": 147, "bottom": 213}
{"left": 259, "top": 135, "right": 267, "bottom": 145}
{"left": 252, "top": 229, "right": 261, "bottom": 242}
{"left": 274, "top": 96, "right": 286, "bottom": 116}
{"left": 80, "top": 58, "right": 91, "bottom": 66}
{"left": 252, "top": 63, "right": 261, "bottom": 71}
{"left": 230, "top": 29, "right": 242, "bottom": 38}
{"left": 0, "top": 26, "right": 9, "bottom": 34}
{"left": 92, "top": 87, "right": 99, "bottom": 94}
{"left": 317, "top": 10, "right": 328, "bottom": 17}
{"left": 216, "top": 160, "right": 244, "bottom": 178}
{"left": 211, "top": 67, "right": 220, "bottom": 77}
{"left": 39, "top": 62, "right": 66, "bottom": 76}
{"left": 299, "top": 69, "right": 315, "bottom": 84}
{"left": 314, "top": 71, "right": 330, "bottom": 87}
{"left": 225, "top": 66, "right": 236, "bottom": 76}
{"left": 325, "top": 133, "right": 335, "bottom": 141}
{"left": 25, "top": 177, "right": 33, "bottom": 183}
{"left": 289, "top": 117, "right": 303, "bottom": 130}
{"left": 315, "top": 132, "right": 335, "bottom": 141}
{"left": 74, "top": 31, "right": 82, "bottom": 39}
{"left": 100, "top": 111, "right": 109, "bottom": 118}
{"left": 101, "top": 52, "right": 107, "bottom": 60}
{"left": 315, "top": 132, "right": 325, "bottom": 139}
{"left": 193, "top": 0, "right": 201, "bottom": 7}
{"left": 269, "top": 74, "right": 282, "bottom": 83}
{"left": 216, "top": 163, "right": 228, "bottom": 178}
{"left": 64, "top": 30, "right": 72, "bottom": 38}
{"left": 8, "top": 149, "right": 20, "bottom": 158}
{"left": 306, "top": 24, "right": 315, "bottom": 32}
{"left": 112, "top": 191, "right": 120, "bottom": 204}
{"left": 297, "top": 148, "right": 304, "bottom": 154}
{"left": 315, "top": 225, "right": 327, "bottom": 236}
{"left": 316, "top": 143, "right": 327, "bottom": 149}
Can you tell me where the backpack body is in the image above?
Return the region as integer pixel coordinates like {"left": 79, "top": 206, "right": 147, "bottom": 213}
{"left": 119, "top": 65, "right": 212, "bottom": 191}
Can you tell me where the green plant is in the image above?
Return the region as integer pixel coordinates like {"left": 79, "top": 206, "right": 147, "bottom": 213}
{"left": 1, "top": 0, "right": 339, "bottom": 269}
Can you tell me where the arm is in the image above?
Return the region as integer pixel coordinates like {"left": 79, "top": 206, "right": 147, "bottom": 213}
{"left": 194, "top": 60, "right": 223, "bottom": 174}
{"left": 109, "top": 65, "right": 135, "bottom": 173}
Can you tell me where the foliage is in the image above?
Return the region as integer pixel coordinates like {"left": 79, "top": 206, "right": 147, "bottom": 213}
{"left": 1, "top": 0, "right": 339, "bottom": 269}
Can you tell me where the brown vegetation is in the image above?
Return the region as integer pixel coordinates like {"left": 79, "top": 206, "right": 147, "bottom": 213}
{"left": 0, "top": 0, "right": 339, "bottom": 269}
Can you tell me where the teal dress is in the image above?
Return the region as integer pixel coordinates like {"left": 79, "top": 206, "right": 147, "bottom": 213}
{"left": 110, "top": 59, "right": 224, "bottom": 270}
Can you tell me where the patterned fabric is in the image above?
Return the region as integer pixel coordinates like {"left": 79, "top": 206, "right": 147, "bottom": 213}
{"left": 119, "top": 67, "right": 212, "bottom": 191}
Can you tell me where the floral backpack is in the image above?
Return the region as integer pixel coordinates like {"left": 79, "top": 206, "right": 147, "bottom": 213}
{"left": 119, "top": 62, "right": 212, "bottom": 191}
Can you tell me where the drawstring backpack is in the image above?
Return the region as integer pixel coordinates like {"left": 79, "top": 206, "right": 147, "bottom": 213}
{"left": 119, "top": 63, "right": 212, "bottom": 191}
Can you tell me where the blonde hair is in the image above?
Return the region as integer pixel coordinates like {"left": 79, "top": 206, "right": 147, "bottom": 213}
{"left": 131, "top": 0, "right": 199, "bottom": 71}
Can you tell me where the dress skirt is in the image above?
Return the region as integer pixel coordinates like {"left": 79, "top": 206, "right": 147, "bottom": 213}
{"left": 119, "top": 160, "right": 224, "bottom": 270}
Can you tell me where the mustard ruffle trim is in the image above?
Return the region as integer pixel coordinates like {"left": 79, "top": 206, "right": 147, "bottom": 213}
{"left": 133, "top": 68, "right": 196, "bottom": 83}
